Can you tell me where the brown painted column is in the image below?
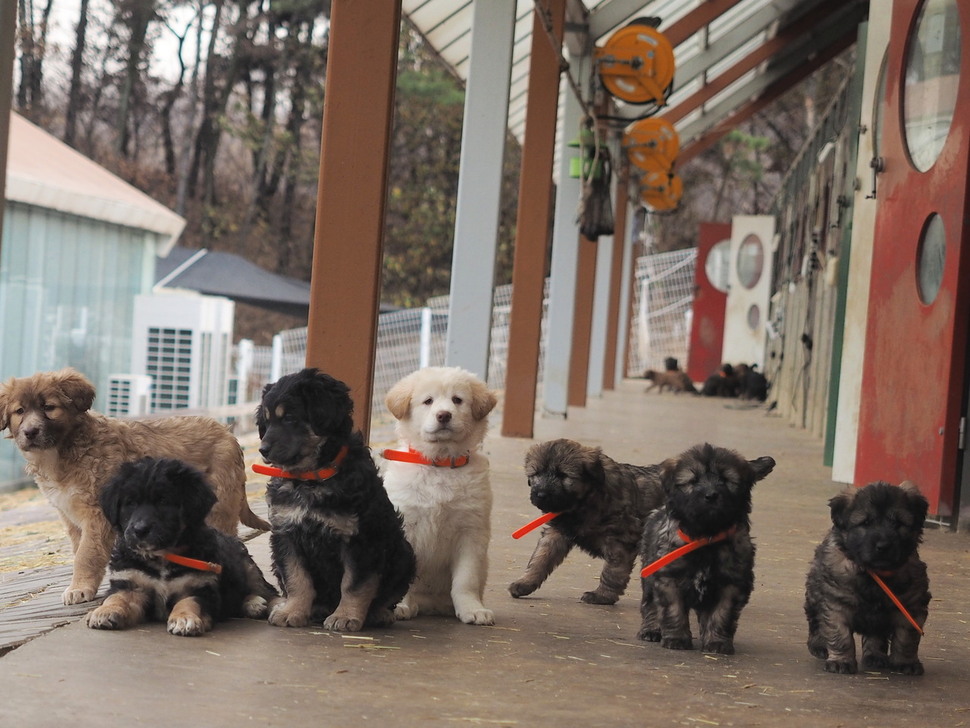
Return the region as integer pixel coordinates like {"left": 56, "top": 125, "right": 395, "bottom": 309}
{"left": 602, "top": 158, "right": 630, "bottom": 390}
{"left": 304, "top": 0, "right": 402, "bottom": 439}
{"left": 501, "top": 0, "right": 565, "bottom": 438}
{"left": 567, "top": 235, "right": 597, "bottom": 406}
{"left": 0, "top": 0, "right": 17, "bottom": 243}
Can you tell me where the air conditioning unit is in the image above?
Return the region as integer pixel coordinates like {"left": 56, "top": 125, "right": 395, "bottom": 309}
{"left": 131, "top": 290, "right": 235, "bottom": 412}
{"left": 105, "top": 374, "right": 153, "bottom": 417}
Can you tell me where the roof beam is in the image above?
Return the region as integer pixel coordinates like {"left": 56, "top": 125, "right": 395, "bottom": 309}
{"left": 678, "top": 27, "right": 857, "bottom": 164}
{"left": 590, "top": 0, "right": 745, "bottom": 43}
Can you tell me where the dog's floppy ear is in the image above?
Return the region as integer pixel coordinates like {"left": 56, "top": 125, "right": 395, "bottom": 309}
{"left": 0, "top": 378, "right": 12, "bottom": 430}
{"left": 54, "top": 368, "right": 96, "bottom": 413}
{"left": 303, "top": 369, "right": 354, "bottom": 437}
{"left": 748, "top": 456, "right": 776, "bottom": 482}
{"left": 583, "top": 448, "right": 606, "bottom": 486}
{"left": 899, "top": 480, "right": 930, "bottom": 529}
{"left": 385, "top": 374, "right": 413, "bottom": 421}
{"left": 100, "top": 461, "right": 140, "bottom": 531}
{"left": 469, "top": 378, "right": 498, "bottom": 422}
{"left": 828, "top": 488, "right": 856, "bottom": 530}
{"left": 659, "top": 456, "right": 681, "bottom": 493}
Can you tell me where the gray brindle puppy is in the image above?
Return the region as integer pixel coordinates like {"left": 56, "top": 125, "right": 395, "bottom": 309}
{"left": 509, "top": 439, "right": 664, "bottom": 604}
{"left": 637, "top": 443, "right": 775, "bottom": 654}
{"left": 804, "top": 481, "right": 930, "bottom": 675}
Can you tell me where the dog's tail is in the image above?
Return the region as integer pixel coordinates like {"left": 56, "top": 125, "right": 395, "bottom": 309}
{"left": 239, "top": 500, "right": 271, "bottom": 531}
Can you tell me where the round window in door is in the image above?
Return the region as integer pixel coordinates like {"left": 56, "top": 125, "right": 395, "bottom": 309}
{"left": 737, "top": 234, "right": 764, "bottom": 289}
{"left": 903, "top": 0, "right": 961, "bottom": 172}
{"left": 916, "top": 213, "right": 946, "bottom": 305}
{"left": 705, "top": 239, "right": 731, "bottom": 292}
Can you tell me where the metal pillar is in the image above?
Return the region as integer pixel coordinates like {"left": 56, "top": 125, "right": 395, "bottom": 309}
{"left": 501, "top": 0, "right": 565, "bottom": 438}
{"left": 305, "top": 0, "right": 401, "bottom": 439}
{"left": 445, "top": 0, "right": 516, "bottom": 380}
{"left": 602, "top": 160, "right": 630, "bottom": 390}
{"left": 587, "top": 231, "right": 613, "bottom": 397}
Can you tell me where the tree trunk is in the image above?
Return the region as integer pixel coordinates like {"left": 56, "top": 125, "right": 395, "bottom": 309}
{"left": 63, "top": 0, "right": 91, "bottom": 147}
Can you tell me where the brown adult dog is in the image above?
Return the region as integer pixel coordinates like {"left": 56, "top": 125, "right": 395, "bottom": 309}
{"left": 0, "top": 368, "right": 270, "bottom": 605}
{"left": 643, "top": 369, "right": 697, "bottom": 394}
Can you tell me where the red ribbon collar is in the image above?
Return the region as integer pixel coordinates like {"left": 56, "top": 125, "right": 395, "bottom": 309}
{"left": 251, "top": 445, "right": 350, "bottom": 481}
{"left": 382, "top": 447, "right": 470, "bottom": 468}
{"left": 640, "top": 526, "right": 738, "bottom": 578}
{"left": 163, "top": 552, "right": 223, "bottom": 574}
{"left": 867, "top": 569, "right": 925, "bottom": 635}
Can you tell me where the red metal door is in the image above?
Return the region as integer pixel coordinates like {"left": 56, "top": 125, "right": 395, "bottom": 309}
{"left": 687, "top": 222, "right": 731, "bottom": 383}
{"left": 856, "top": 0, "right": 970, "bottom": 517}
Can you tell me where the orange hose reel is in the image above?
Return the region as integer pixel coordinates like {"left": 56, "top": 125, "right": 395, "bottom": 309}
{"left": 623, "top": 117, "right": 679, "bottom": 173}
{"left": 595, "top": 21, "right": 675, "bottom": 107}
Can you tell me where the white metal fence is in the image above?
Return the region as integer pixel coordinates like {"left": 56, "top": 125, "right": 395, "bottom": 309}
{"left": 236, "top": 250, "right": 694, "bottom": 422}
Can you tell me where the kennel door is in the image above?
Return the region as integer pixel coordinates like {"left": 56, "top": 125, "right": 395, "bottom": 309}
{"left": 855, "top": 0, "right": 970, "bottom": 518}
{"left": 687, "top": 222, "right": 731, "bottom": 384}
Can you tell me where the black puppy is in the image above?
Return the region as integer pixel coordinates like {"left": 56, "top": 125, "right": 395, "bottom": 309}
{"left": 805, "top": 481, "right": 930, "bottom": 675}
{"left": 86, "top": 457, "right": 277, "bottom": 636}
{"left": 637, "top": 443, "right": 775, "bottom": 654}
{"left": 256, "top": 368, "right": 416, "bottom": 632}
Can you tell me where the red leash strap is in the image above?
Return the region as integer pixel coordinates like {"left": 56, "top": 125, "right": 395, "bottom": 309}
{"left": 251, "top": 445, "right": 349, "bottom": 481}
{"left": 640, "top": 527, "right": 737, "bottom": 578}
{"left": 381, "top": 447, "right": 470, "bottom": 468}
{"left": 163, "top": 552, "right": 223, "bottom": 574}
{"left": 868, "top": 570, "right": 925, "bottom": 636}
{"left": 511, "top": 512, "right": 560, "bottom": 540}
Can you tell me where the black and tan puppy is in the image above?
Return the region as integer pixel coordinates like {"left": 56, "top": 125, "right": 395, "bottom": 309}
{"left": 86, "top": 458, "right": 277, "bottom": 637}
{"left": 637, "top": 443, "right": 775, "bottom": 654}
{"left": 509, "top": 439, "right": 664, "bottom": 604}
{"left": 256, "top": 368, "right": 415, "bottom": 632}
{"left": 805, "top": 481, "right": 930, "bottom": 675}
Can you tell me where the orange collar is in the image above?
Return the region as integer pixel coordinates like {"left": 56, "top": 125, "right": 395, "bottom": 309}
{"left": 382, "top": 447, "right": 470, "bottom": 468}
{"left": 512, "top": 511, "right": 560, "bottom": 539}
{"left": 640, "top": 526, "right": 738, "bottom": 578}
{"left": 867, "top": 569, "right": 925, "bottom": 636}
{"left": 163, "top": 552, "right": 223, "bottom": 574}
{"left": 252, "top": 445, "right": 350, "bottom": 481}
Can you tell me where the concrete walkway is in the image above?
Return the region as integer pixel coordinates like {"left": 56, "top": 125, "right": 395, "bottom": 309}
{"left": 1, "top": 380, "right": 968, "bottom": 727}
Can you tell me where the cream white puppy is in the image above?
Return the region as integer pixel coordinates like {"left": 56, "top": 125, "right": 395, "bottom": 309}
{"left": 382, "top": 366, "right": 498, "bottom": 625}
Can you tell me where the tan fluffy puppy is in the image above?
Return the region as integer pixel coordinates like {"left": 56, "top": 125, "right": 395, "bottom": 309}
{"left": 382, "top": 366, "right": 498, "bottom": 625}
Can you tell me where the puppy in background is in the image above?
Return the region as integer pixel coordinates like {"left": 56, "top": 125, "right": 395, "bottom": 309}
{"left": 86, "top": 458, "right": 277, "bottom": 637}
{"left": 0, "top": 368, "right": 268, "bottom": 605}
{"left": 643, "top": 369, "right": 697, "bottom": 395}
{"left": 257, "top": 368, "right": 415, "bottom": 632}
{"left": 383, "top": 366, "right": 498, "bottom": 625}
{"left": 805, "top": 481, "right": 930, "bottom": 675}
{"left": 638, "top": 443, "right": 775, "bottom": 654}
{"left": 700, "top": 364, "right": 739, "bottom": 397}
{"left": 509, "top": 439, "right": 664, "bottom": 605}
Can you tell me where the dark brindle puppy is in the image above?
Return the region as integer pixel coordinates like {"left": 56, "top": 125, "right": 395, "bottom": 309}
{"left": 509, "top": 439, "right": 664, "bottom": 604}
{"left": 805, "top": 481, "right": 930, "bottom": 675}
{"left": 257, "top": 368, "right": 415, "bottom": 632}
{"left": 86, "top": 458, "right": 277, "bottom": 637}
{"left": 643, "top": 369, "right": 698, "bottom": 395}
{"left": 637, "top": 443, "right": 775, "bottom": 654}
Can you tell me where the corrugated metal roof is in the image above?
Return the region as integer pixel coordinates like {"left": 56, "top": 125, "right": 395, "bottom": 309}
{"left": 4, "top": 113, "right": 185, "bottom": 253}
{"left": 403, "top": 0, "right": 864, "bottom": 157}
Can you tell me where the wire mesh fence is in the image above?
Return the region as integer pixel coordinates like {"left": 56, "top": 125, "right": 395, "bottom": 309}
{"left": 236, "top": 250, "right": 694, "bottom": 423}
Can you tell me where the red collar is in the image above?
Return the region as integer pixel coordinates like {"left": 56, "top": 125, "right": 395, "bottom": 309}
{"left": 640, "top": 526, "right": 738, "bottom": 578}
{"left": 867, "top": 569, "right": 925, "bottom": 635}
{"left": 251, "top": 445, "right": 350, "bottom": 481}
{"left": 382, "top": 447, "right": 470, "bottom": 468}
{"left": 163, "top": 552, "right": 223, "bottom": 574}
{"left": 512, "top": 511, "right": 560, "bottom": 539}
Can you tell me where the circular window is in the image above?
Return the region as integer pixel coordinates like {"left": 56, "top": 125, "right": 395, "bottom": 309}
{"left": 917, "top": 214, "right": 946, "bottom": 304}
{"left": 704, "top": 239, "right": 731, "bottom": 293}
{"left": 903, "top": 0, "right": 961, "bottom": 172}
{"left": 736, "top": 234, "right": 764, "bottom": 289}
{"left": 747, "top": 304, "right": 761, "bottom": 331}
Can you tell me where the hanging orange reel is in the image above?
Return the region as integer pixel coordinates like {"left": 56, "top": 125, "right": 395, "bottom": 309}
{"left": 639, "top": 170, "right": 683, "bottom": 212}
{"left": 623, "top": 117, "right": 679, "bottom": 173}
{"left": 595, "top": 20, "right": 675, "bottom": 107}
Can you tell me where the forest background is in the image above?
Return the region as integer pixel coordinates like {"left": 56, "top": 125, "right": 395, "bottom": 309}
{"left": 12, "top": 0, "right": 849, "bottom": 343}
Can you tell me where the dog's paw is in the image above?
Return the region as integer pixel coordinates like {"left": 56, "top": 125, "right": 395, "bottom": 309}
{"left": 508, "top": 580, "right": 538, "bottom": 598}
{"left": 458, "top": 607, "right": 495, "bottom": 626}
{"left": 86, "top": 606, "right": 124, "bottom": 630}
{"left": 268, "top": 600, "right": 310, "bottom": 628}
{"left": 580, "top": 590, "right": 618, "bottom": 605}
{"left": 394, "top": 603, "right": 418, "bottom": 620}
{"left": 890, "top": 660, "right": 924, "bottom": 676}
{"left": 323, "top": 614, "right": 363, "bottom": 632}
{"left": 824, "top": 658, "right": 858, "bottom": 674}
{"left": 636, "top": 627, "right": 661, "bottom": 642}
{"left": 168, "top": 614, "right": 211, "bottom": 637}
{"left": 63, "top": 584, "right": 98, "bottom": 605}
{"left": 862, "top": 653, "right": 891, "bottom": 670}
{"left": 661, "top": 636, "right": 694, "bottom": 650}
{"left": 701, "top": 640, "right": 735, "bottom": 655}
{"left": 243, "top": 595, "right": 269, "bottom": 619}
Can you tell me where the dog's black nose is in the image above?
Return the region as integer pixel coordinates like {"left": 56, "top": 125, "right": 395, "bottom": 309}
{"left": 704, "top": 491, "right": 719, "bottom": 503}
{"left": 437, "top": 411, "right": 452, "bottom": 424}
{"left": 130, "top": 520, "right": 152, "bottom": 540}
{"left": 259, "top": 444, "right": 271, "bottom": 458}
{"left": 22, "top": 426, "right": 40, "bottom": 441}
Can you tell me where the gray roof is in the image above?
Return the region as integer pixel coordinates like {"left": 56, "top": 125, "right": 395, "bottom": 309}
{"left": 155, "top": 247, "right": 311, "bottom": 318}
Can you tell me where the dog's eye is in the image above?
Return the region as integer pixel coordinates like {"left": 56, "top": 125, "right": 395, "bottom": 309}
{"left": 14, "top": 407, "right": 24, "bottom": 415}
{"left": 43, "top": 404, "right": 57, "bottom": 413}
{"left": 423, "top": 397, "right": 433, "bottom": 406}
{"left": 452, "top": 396, "right": 463, "bottom": 406}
